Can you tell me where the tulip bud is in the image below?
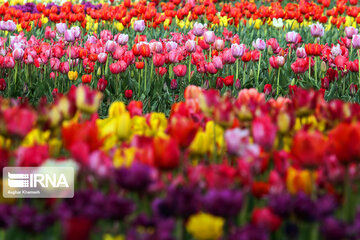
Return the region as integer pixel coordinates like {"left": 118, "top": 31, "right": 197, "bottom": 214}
{"left": 203, "top": 79, "right": 209, "bottom": 89}
{"left": 97, "top": 77, "right": 108, "bottom": 91}
{"left": 0, "top": 78, "right": 6, "bottom": 91}
{"left": 235, "top": 79, "right": 241, "bottom": 90}
{"left": 250, "top": 69, "right": 254, "bottom": 78}
{"left": 216, "top": 77, "right": 224, "bottom": 89}
{"left": 97, "top": 67, "right": 101, "bottom": 76}
{"left": 350, "top": 83, "right": 358, "bottom": 95}
{"left": 170, "top": 79, "right": 178, "bottom": 90}
{"left": 267, "top": 45, "right": 273, "bottom": 55}
{"left": 163, "top": 82, "right": 168, "bottom": 91}
{"left": 50, "top": 72, "right": 56, "bottom": 79}
{"left": 290, "top": 78, "right": 296, "bottom": 85}
{"left": 321, "top": 61, "right": 327, "bottom": 72}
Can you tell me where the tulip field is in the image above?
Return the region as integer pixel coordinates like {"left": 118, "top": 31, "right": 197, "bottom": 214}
{"left": 2, "top": 0, "right": 360, "bottom": 239}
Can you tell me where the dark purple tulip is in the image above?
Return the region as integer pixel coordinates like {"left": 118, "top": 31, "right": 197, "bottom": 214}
{"left": 153, "top": 186, "right": 201, "bottom": 219}
{"left": 321, "top": 217, "right": 347, "bottom": 240}
{"left": 316, "top": 195, "right": 337, "bottom": 219}
{"left": 0, "top": 204, "right": 14, "bottom": 229}
{"left": 126, "top": 214, "right": 175, "bottom": 240}
{"left": 15, "top": 205, "right": 54, "bottom": 233}
{"left": 268, "top": 193, "right": 293, "bottom": 218}
{"left": 57, "top": 190, "right": 106, "bottom": 221}
{"left": 293, "top": 192, "right": 317, "bottom": 222}
{"left": 114, "top": 162, "right": 154, "bottom": 192}
{"left": 104, "top": 193, "right": 135, "bottom": 220}
{"left": 202, "top": 189, "right": 243, "bottom": 218}
{"left": 229, "top": 225, "right": 269, "bottom": 240}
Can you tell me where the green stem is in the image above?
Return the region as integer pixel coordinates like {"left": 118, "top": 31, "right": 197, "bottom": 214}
{"left": 256, "top": 52, "right": 262, "bottom": 91}
{"left": 144, "top": 60, "right": 147, "bottom": 91}
{"left": 150, "top": 60, "right": 153, "bottom": 88}
{"left": 242, "top": 62, "right": 246, "bottom": 88}
{"left": 208, "top": 45, "right": 211, "bottom": 63}
{"left": 314, "top": 56, "right": 318, "bottom": 88}
{"left": 188, "top": 54, "right": 191, "bottom": 85}
{"left": 277, "top": 68, "right": 281, "bottom": 96}
{"left": 309, "top": 57, "right": 311, "bottom": 80}
{"left": 235, "top": 59, "right": 239, "bottom": 86}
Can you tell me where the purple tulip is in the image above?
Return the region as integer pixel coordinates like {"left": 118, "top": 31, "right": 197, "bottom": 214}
{"left": 165, "top": 41, "right": 178, "bottom": 52}
{"left": 231, "top": 43, "right": 246, "bottom": 58}
{"left": 204, "top": 31, "right": 215, "bottom": 44}
{"left": 310, "top": 23, "right": 324, "bottom": 38}
{"left": 286, "top": 31, "right": 299, "bottom": 43}
{"left": 105, "top": 40, "right": 117, "bottom": 53}
{"left": 345, "top": 26, "right": 358, "bottom": 39}
{"left": 56, "top": 23, "right": 67, "bottom": 35}
{"left": 64, "top": 29, "right": 75, "bottom": 42}
{"left": 193, "top": 22, "right": 206, "bottom": 37}
{"left": 134, "top": 20, "right": 145, "bottom": 32}
{"left": 202, "top": 189, "right": 243, "bottom": 218}
{"left": 352, "top": 34, "right": 360, "bottom": 49}
{"left": 252, "top": 38, "right": 266, "bottom": 51}
{"left": 117, "top": 33, "right": 129, "bottom": 45}
{"left": 13, "top": 48, "right": 24, "bottom": 61}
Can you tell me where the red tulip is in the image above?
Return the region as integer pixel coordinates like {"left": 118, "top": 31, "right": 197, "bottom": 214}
{"left": 152, "top": 53, "right": 165, "bottom": 67}
{"left": 81, "top": 75, "right": 92, "bottom": 84}
{"left": 269, "top": 56, "right": 279, "bottom": 69}
{"left": 0, "top": 78, "right": 6, "bottom": 91}
{"left": 264, "top": 84, "right": 272, "bottom": 95}
{"left": 291, "top": 130, "right": 327, "bottom": 169}
{"left": 173, "top": 64, "right": 187, "bottom": 77}
{"left": 152, "top": 137, "right": 180, "bottom": 170}
{"left": 223, "top": 75, "right": 234, "bottom": 86}
{"left": 136, "top": 62, "right": 144, "bottom": 69}
{"left": 291, "top": 57, "right": 309, "bottom": 74}
{"left": 97, "top": 77, "right": 107, "bottom": 91}
{"left": 251, "top": 208, "right": 282, "bottom": 232}
{"left": 125, "top": 89, "right": 133, "bottom": 99}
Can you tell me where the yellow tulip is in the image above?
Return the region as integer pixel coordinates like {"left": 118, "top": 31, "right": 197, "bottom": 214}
{"left": 286, "top": 167, "right": 317, "bottom": 195}
{"left": 68, "top": 71, "right": 78, "bottom": 81}
{"left": 22, "top": 129, "right": 50, "bottom": 147}
{"left": 186, "top": 212, "right": 224, "bottom": 240}
{"left": 103, "top": 234, "right": 124, "bottom": 240}
{"left": 113, "top": 148, "right": 136, "bottom": 168}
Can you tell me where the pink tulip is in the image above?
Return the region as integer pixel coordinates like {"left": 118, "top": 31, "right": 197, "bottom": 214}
{"left": 214, "top": 39, "right": 225, "bottom": 51}
{"left": 204, "top": 31, "right": 215, "bottom": 44}
{"left": 285, "top": 31, "right": 298, "bottom": 43}
{"left": 105, "top": 40, "right": 117, "bottom": 53}
{"left": 165, "top": 41, "right": 178, "bottom": 52}
{"left": 213, "top": 56, "right": 223, "bottom": 69}
{"left": 231, "top": 43, "right": 246, "bottom": 58}
{"left": 352, "top": 34, "right": 360, "bottom": 49}
{"left": 296, "top": 47, "right": 307, "bottom": 58}
{"left": 252, "top": 38, "right": 266, "bottom": 51}
{"left": 134, "top": 20, "right": 145, "bottom": 32}
{"left": 56, "top": 23, "right": 67, "bottom": 35}
{"left": 185, "top": 40, "right": 196, "bottom": 53}
{"left": 13, "top": 48, "right": 24, "bottom": 61}
{"left": 310, "top": 23, "right": 324, "bottom": 38}
{"left": 345, "top": 27, "right": 358, "bottom": 39}
{"left": 98, "top": 53, "right": 108, "bottom": 64}
{"left": 64, "top": 29, "right": 75, "bottom": 42}
{"left": 150, "top": 41, "right": 163, "bottom": 53}
{"left": 116, "top": 34, "right": 129, "bottom": 45}
{"left": 173, "top": 65, "right": 187, "bottom": 77}
{"left": 193, "top": 22, "right": 206, "bottom": 37}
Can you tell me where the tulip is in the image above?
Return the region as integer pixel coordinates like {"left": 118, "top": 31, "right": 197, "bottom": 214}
{"left": 231, "top": 43, "right": 245, "bottom": 58}
{"left": 117, "top": 34, "right": 129, "bottom": 45}
{"left": 296, "top": 47, "right": 307, "bottom": 58}
{"left": 309, "top": 23, "right": 324, "bottom": 38}
{"left": 331, "top": 44, "right": 342, "bottom": 58}
{"left": 193, "top": 22, "right": 206, "bottom": 37}
{"left": 206, "top": 62, "right": 217, "bottom": 74}
{"left": 153, "top": 54, "right": 165, "bottom": 67}
{"left": 286, "top": 31, "right": 299, "bottom": 43}
{"left": 215, "top": 77, "right": 224, "bottom": 89}
{"left": 291, "top": 58, "right": 309, "bottom": 74}
{"left": 153, "top": 138, "right": 180, "bottom": 170}
{"left": 204, "top": 31, "right": 215, "bottom": 44}
{"left": 185, "top": 40, "right": 196, "bottom": 53}
{"left": 352, "top": 35, "right": 360, "bottom": 49}
{"left": 97, "top": 77, "right": 107, "bottom": 92}
{"left": 70, "top": 26, "right": 81, "bottom": 39}
{"left": 125, "top": 89, "right": 133, "bottom": 99}
{"left": 251, "top": 208, "right": 282, "bottom": 232}
{"left": 0, "top": 78, "right": 6, "bottom": 91}
{"left": 68, "top": 71, "right": 78, "bottom": 81}
{"left": 213, "top": 56, "right": 223, "bottom": 70}
{"left": 13, "top": 48, "right": 24, "bottom": 61}
{"left": 64, "top": 30, "right": 75, "bottom": 42}
{"left": 134, "top": 20, "right": 145, "bottom": 32}
{"left": 173, "top": 65, "right": 187, "bottom": 77}
{"left": 56, "top": 23, "right": 67, "bottom": 35}
{"left": 105, "top": 40, "right": 117, "bottom": 53}
{"left": 149, "top": 41, "right": 163, "bottom": 53}
{"left": 252, "top": 38, "right": 266, "bottom": 51}
{"left": 345, "top": 26, "right": 358, "bottom": 39}
{"left": 214, "top": 39, "right": 225, "bottom": 51}
{"left": 264, "top": 84, "right": 272, "bottom": 95}
{"left": 98, "top": 53, "right": 107, "bottom": 64}
{"left": 170, "top": 79, "right": 177, "bottom": 90}
{"left": 272, "top": 18, "right": 284, "bottom": 28}
{"left": 165, "top": 41, "right": 178, "bottom": 52}
{"left": 81, "top": 74, "right": 92, "bottom": 84}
